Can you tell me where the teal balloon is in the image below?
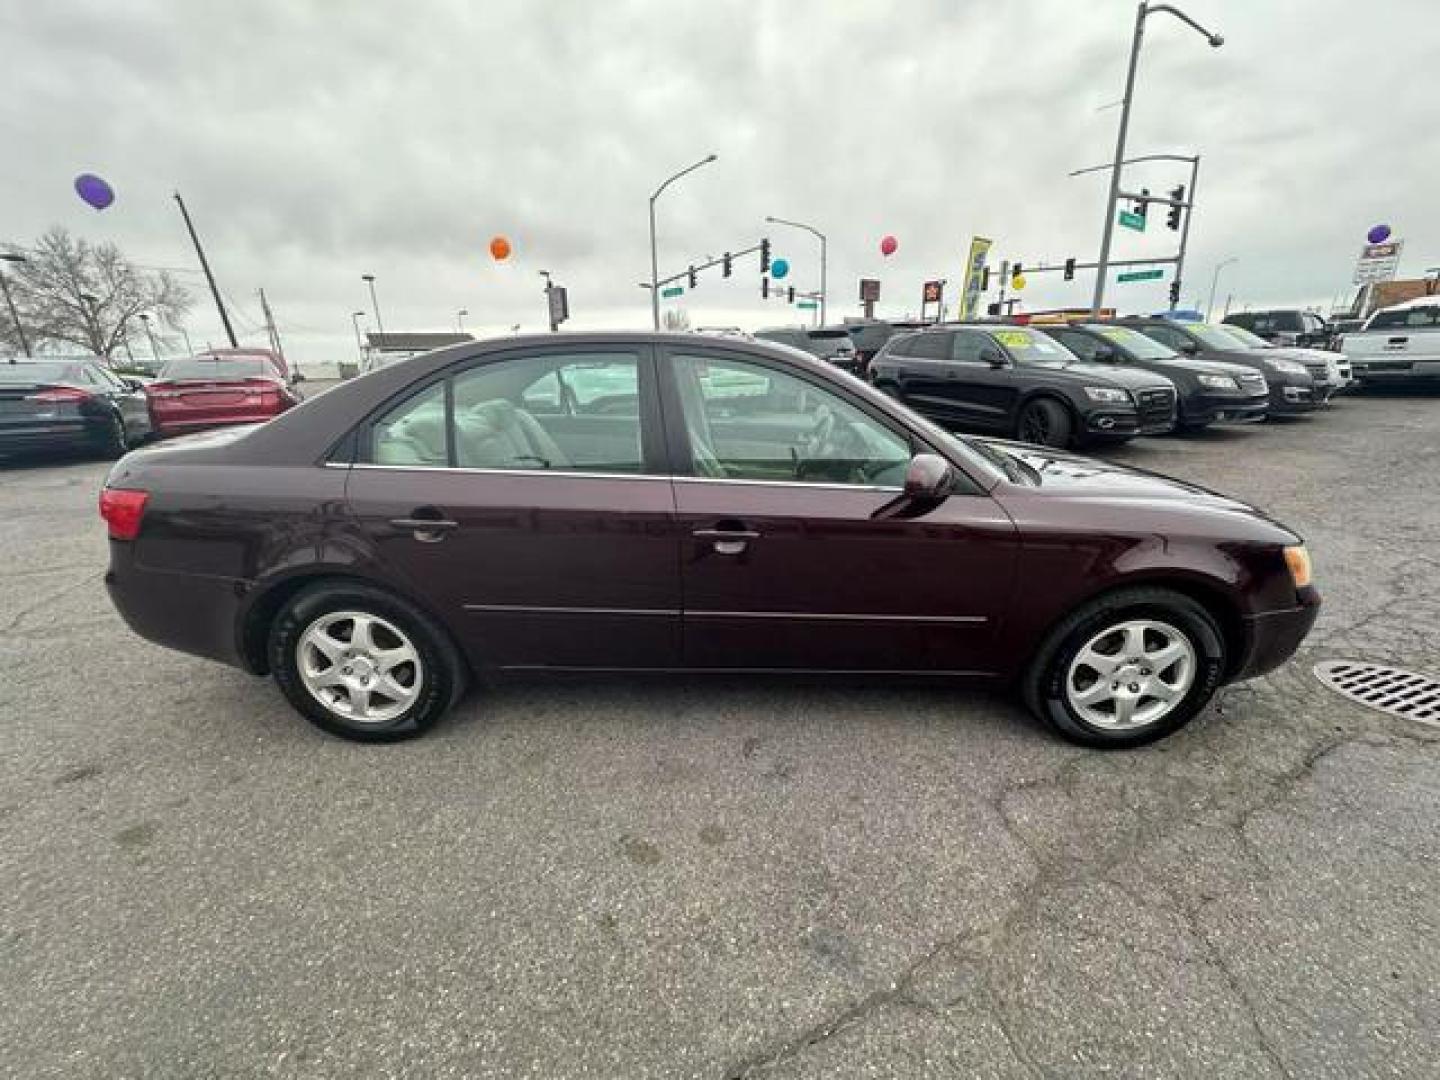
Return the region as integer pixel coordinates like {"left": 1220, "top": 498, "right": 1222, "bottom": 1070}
{"left": 771, "top": 258, "right": 790, "bottom": 279}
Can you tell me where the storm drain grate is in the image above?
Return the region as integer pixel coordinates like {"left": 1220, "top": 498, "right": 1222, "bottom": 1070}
{"left": 1314, "top": 661, "right": 1440, "bottom": 729}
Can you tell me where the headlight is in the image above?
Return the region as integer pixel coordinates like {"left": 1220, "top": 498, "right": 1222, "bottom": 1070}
{"left": 1083, "top": 386, "right": 1131, "bottom": 403}
{"left": 1284, "top": 545, "right": 1312, "bottom": 589}
{"left": 1198, "top": 374, "right": 1239, "bottom": 390}
{"left": 1267, "top": 358, "right": 1308, "bottom": 376}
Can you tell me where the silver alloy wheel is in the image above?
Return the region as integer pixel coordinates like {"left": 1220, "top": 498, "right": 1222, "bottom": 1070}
{"left": 1065, "top": 618, "right": 1197, "bottom": 730}
{"left": 297, "top": 610, "right": 423, "bottom": 725}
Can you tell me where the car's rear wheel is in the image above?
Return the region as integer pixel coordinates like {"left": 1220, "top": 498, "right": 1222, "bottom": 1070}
{"left": 1016, "top": 398, "right": 1073, "bottom": 449}
{"left": 269, "top": 582, "right": 464, "bottom": 742}
{"left": 100, "top": 414, "right": 129, "bottom": 458}
{"left": 1023, "top": 587, "right": 1226, "bottom": 748}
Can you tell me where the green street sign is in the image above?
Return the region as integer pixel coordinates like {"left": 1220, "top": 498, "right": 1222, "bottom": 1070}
{"left": 1117, "top": 268, "right": 1165, "bottom": 283}
{"left": 796, "top": 300, "right": 818, "bottom": 310}
{"left": 1118, "top": 209, "right": 1146, "bottom": 232}
{"left": 661, "top": 286, "right": 684, "bottom": 299}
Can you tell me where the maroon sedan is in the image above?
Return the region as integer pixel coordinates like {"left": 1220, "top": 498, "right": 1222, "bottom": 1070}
{"left": 145, "top": 351, "right": 296, "bottom": 437}
{"left": 101, "top": 332, "right": 1318, "bottom": 747}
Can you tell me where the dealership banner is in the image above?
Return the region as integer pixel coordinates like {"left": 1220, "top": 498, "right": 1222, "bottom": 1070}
{"left": 960, "top": 236, "right": 992, "bottom": 319}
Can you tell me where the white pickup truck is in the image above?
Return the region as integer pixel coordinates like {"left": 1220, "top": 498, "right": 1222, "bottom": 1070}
{"left": 1340, "top": 297, "right": 1440, "bottom": 385}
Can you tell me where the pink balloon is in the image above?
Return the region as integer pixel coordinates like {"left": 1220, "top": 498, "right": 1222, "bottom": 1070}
{"left": 880, "top": 235, "right": 898, "bottom": 257}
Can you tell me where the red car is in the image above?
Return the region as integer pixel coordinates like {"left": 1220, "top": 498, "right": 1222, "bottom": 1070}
{"left": 145, "top": 351, "right": 297, "bottom": 437}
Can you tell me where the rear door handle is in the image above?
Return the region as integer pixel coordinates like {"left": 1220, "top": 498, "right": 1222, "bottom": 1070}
{"left": 390, "top": 510, "right": 459, "bottom": 542}
{"left": 693, "top": 527, "right": 760, "bottom": 555}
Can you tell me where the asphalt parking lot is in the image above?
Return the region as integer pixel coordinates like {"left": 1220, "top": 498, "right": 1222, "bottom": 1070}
{"left": 3, "top": 392, "right": 1438, "bottom": 1079}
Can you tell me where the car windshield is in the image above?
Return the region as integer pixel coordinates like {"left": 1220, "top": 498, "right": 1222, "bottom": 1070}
{"left": 1367, "top": 306, "right": 1440, "bottom": 330}
{"left": 1216, "top": 324, "right": 1272, "bottom": 349}
{"left": 159, "top": 356, "right": 275, "bottom": 380}
{"left": 1089, "top": 326, "right": 1178, "bottom": 359}
{"left": 990, "top": 328, "right": 1076, "bottom": 361}
{"left": 1181, "top": 323, "right": 1249, "bottom": 350}
{"left": 0, "top": 362, "right": 87, "bottom": 384}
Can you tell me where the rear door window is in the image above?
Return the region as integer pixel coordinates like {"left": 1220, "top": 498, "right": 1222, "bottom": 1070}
{"left": 905, "top": 333, "right": 951, "bottom": 360}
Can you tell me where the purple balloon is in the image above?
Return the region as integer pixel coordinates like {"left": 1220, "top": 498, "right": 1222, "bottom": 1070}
{"left": 1367, "top": 224, "right": 1391, "bottom": 244}
{"left": 74, "top": 173, "right": 115, "bottom": 211}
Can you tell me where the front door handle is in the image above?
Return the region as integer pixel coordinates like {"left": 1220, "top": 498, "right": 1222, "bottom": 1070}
{"left": 693, "top": 527, "right": 760, "bottom": 556}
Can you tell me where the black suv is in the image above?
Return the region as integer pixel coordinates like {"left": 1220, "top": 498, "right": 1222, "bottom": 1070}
{"left": 1120, "top": 318, "right": 1321, "bottom": 416}
{"left": 1039, "top": 323, "right": 1269, "bottom": 432}
{"left": 755, "top": 326, "right": 861, "bottom": 374}
{"left": 868, "top": 323, "right": 1178, "bottom": 449}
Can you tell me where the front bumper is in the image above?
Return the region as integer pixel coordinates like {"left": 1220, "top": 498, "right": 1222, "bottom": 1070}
{"left": 1081, "top": 407, "right": 1173, "bottom": 437}
{"left": 1266, "top": 378, "right": 1321, "bottom": 415}
{"left": 1182, "top": 392, "right": 1269, "bottom": 426}
{"left": 1350, "top": 357, "right": 1440, "bottom": 382}
{"left": 1233, "top": 586, "right": 1321, "bottom": 681}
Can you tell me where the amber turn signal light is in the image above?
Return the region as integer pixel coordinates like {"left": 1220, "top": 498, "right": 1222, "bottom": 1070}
{"left": 1283, "top": 545, "right": 1312, "bottom": 589}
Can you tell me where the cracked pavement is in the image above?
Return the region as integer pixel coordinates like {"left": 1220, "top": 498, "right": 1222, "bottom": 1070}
{"left": 2, "top": 391, "right": 1438, "bottom": 1078}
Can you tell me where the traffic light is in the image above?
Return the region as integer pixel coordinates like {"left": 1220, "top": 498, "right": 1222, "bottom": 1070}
{"left": 722, "top": 253, "right": 732, "bottom": 278}
{"left": 980, "top": 266, "right": 991, "bottom": 291}
{"left": 761, "top": 276, "right": 769, "bottom": 299}
{"left": 1166, "top": 185, "right": 1185, "bottom": 231}
{"left": 688, "top": 265, "right": 697, "bottom": 289}
{"left": 1063, "top": 257, "right": 1076, "bottom": 281}
{"left": 987, "top": 302, "right": 1000, "bottom": 316}
{"left": 1011, "top": 262, "right": 1023, "bottom": 284}
{"left": 759, "top": 238, "right": 771, "bottom": 274}
{"left": 1168, "top": 280, "right": 1181, "bottom": 304}
{"left": 787, "top": 286, "right": 795, "bottom": 303}
{"left": 1135, "top": 188, "right": 1150, "bottom": 219}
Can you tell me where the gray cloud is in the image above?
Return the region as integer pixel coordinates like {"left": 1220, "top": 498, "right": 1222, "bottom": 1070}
{"left": 3, "top": 0, "right": 1435, "bottom": 364}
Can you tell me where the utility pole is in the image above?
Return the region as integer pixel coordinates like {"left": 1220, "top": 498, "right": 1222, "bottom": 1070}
{"left": 0, "top": 253, "right": 31, "bottom": 360}
{"left": 361, "top": 274, "right": 386, "bottom": 337}
{"left": 173, "top": 191, "right": 239, "bottom": 347}
{"left": 1172, "top": 155, "right": 1200, "bottom": 310}
{"left": 539, "top": 270, "right": 557, "bottom": 332}
{"left": 1090, "top": 3, "right": 1223, "bottom": 317}
{"left": 351, "top": 311, "right": 368, "bottom": 369}
{"left": 258, "top": 287, "right": 294, "bottom": 378}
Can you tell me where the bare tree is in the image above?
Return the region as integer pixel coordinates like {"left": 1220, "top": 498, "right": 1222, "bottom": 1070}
{"left": 662, "top": 307, "right": 692, "bottom": 331}
{"left": 0, "top": 227, "right": 192, "bottom": 358}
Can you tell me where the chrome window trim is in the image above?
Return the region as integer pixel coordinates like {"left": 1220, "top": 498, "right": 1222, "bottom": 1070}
{"left": 326, "top": 461, "right": 903, "bottom": 493}
{"left": 465, "top": 604, "right": 678, "bottom": 617}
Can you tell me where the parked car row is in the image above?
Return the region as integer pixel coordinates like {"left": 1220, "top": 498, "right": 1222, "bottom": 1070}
{"left": 856, "top": 316, "right": 1358, "bottom": 451}
{"left": 0, "top": 348, "right": 298, "bottom": 460}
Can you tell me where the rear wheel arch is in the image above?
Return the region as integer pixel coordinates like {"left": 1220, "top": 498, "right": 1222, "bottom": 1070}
{"left": 239, "top": 570, "right": 473, "bottom": 683}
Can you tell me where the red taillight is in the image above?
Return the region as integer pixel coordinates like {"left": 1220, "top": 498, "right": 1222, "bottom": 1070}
{"left": 27, "top": 386, "right": 92, "bottom": 403}
{"left": 99, "top": 488, "right": 149, "bottom": 540}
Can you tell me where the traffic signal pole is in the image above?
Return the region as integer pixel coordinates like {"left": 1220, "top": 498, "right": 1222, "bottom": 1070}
{"left": 1173, "top": 155, "right": 1200, "bottom": 309}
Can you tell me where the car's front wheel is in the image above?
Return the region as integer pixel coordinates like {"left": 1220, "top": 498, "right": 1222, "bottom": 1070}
{"left": 1023, "top": 587, "right": 1226, "bottom": 748}
{"left": 269, "top": 582, "right": 465, "bottom": 742}
{"left": 1016, "top": 398, "right": 1073, "bottom": 449}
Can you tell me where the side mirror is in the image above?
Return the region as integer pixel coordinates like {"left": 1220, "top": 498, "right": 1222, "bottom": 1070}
{"left": 1178, "top": 340, "right": 1199, "bottom": 355}
{"left": 981, "top": 348, "right": 1007, "bottom": 368}
{"left": 875, "top": 452, "right": 954, "bottom": 520}
{"left": 1093, "top": 346, "right": 1117, "bottom": 362}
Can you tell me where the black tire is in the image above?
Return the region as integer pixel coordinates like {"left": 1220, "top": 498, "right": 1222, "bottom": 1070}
{"left": 100, "top": 413, "right": 129, "bottom": 458}
{"left": 1016, "top": 397, "right": 1074, "bottom": 449}
{"left": 1022, "top": 586, "right": 1226, "bottom": 749}
{"left": 268, "top": 581, "right": 466, "bottom": 742}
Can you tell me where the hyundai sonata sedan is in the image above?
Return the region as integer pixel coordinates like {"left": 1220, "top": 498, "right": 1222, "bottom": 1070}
{"left": 101, "top": 332, "right": 1319, "bottom": 748}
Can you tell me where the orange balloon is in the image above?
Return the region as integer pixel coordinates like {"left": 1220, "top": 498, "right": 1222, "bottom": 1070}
{"left": 490, "top": 235, "right": 512, "bottom": 261}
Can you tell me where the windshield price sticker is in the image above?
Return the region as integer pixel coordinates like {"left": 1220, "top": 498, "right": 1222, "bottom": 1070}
{"left": 994, "top": 330, "right": 1032, "bottom": 348}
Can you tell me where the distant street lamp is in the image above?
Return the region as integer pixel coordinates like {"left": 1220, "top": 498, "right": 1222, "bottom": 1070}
{"left": 351, "top": 310, "right": 368, "bottom": 366}
{"left": 456, "top": 308, "right": 469, "bottom": 333}
{"left": 649, "top": 153, "right": 717, "bottom": 330}
{"left": 1206, "top": 257, "right": 1239, "bottom": 321}
{"left": 765, "top": 215, "right": 828, "bottom": 326}
{"left": 138, "top": 313, "right": 162, "bottom": 363}
{"left": 1090, "top": 2, "right": 1223, "bottom": 317}
{"left": 0, "top": 252, "right": 31, "bottom": 360}
{"left": 361, "top": 274, "right": 386, "bottom": 336}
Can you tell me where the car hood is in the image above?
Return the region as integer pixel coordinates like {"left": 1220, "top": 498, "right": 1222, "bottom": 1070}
{"left": 1135, "top": 355, "right": 1258, "bottom": 379}
{"left": 978, "top": 437, "right": 1264, "bottom": 514}
{"left": 1025, "top": 358, "right": 1172, "bottom": 390}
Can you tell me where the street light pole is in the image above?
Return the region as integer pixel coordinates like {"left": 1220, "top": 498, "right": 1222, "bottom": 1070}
{"left": 649, "top": 154, "right": 717, "bottom": 330}
{"left": 0, "top": 253, "right": 31, "bottom": 360}
{"left": 1090, "top": 3, "right": 1223, "bottom": 317}
{"left": 538, "top": 270, "right": 556, "bottom": 332}
{"left": 1206, "top": 258, "right": 1238, "bottom": 321}
{"left": 765, "top": 215, "right": 828, "bottom": 326}
{"left": 173, "top": 191, "right": 239, "bottom": 348}
{"left": 361, "top": 274, "right": 385, "bottom": 337}
{"left": 351, "top": 310, "right": 368, "bottom": 368}
{"left": 457, "top": 308, "right": 469, "bottom": 333}
{"left": 1172, "top": 154, "right": 1201, "bottom": 309}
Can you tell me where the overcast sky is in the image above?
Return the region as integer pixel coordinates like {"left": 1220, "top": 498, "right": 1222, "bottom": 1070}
{"left": 3, "top": 0, "right": 1435, "bottom": 366}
